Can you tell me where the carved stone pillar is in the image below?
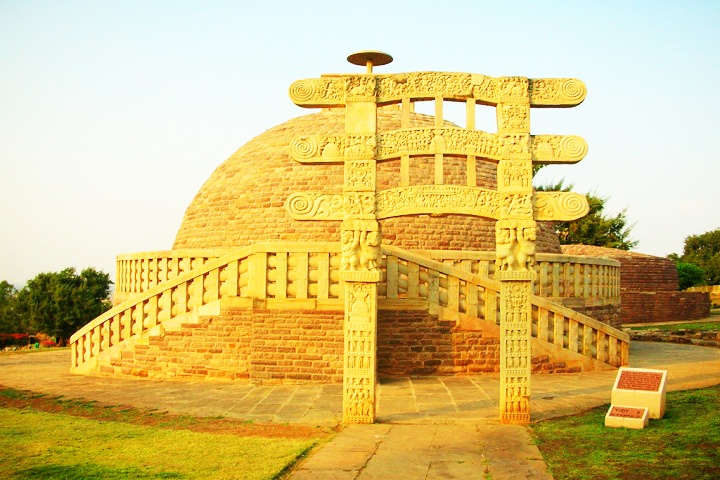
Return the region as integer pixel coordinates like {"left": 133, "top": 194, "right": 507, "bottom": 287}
{"left": 496, "top": 77, "right": 535, "bottom": 424}
{"left": 341, "top": 78, "right": 380, "bottom": 424}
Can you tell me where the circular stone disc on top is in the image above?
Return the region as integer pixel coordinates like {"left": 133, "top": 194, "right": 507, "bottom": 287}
{"left": 347, "top": 50, "right": 393, "bottom": 67}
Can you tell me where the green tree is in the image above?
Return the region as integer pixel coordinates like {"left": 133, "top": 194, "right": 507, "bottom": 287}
{"left": 0, "top": 280, "right": 26, "bottom": 333}
{"left": 675, "top": 262, "right": 706, "bottom": 290}
{"left": 15, "top": 268, "right": 112, "bottom": 345}
{"left": 679, "top": 228, "right": 720, "bottom": 285}
{"left": 535, "top": 180, "right": 638, "bottom": 250}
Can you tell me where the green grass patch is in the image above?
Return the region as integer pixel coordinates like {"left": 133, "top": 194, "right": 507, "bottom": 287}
{"left": 627, "top": 321, "right": 720, "bottom": 332}
{"left": 531, "top": 386, "right": 720, "bottom": 480}
{"left": 0, "top": 387, "right": 331, "bottom": 480}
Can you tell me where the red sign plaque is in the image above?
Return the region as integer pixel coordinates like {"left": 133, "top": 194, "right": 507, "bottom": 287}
{"left": 616, "top": 370, "right": 664, "bottom": 392}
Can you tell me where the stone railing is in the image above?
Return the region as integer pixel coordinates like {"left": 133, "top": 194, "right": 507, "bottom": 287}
{"left": 114, "top": 249, "right": 233, "bottom": 304}
{"left": 114, "top": 244, "right": 342, "bottom": 304}
{"left": 383, "top": 246, "right": 629, "bottom": 367}
{"left": 418, "top": 250, "right": 620, "bottom": 304}
{"left": 78, "top": 243, "right": 626, "bottom": 373}
{"left": 116, "top": 247, "right": 621, "bottom": 307}
{"left": 72, "top": 243, "right": 342, "bottom": 372}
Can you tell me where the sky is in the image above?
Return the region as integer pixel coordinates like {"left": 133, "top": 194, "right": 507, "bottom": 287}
{"left": 1, "top": 0, "right": 719, "bottom": 287}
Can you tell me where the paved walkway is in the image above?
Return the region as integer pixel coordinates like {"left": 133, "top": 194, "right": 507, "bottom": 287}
{"left": 2, "top": 342, "right": 719, "bottom": 479}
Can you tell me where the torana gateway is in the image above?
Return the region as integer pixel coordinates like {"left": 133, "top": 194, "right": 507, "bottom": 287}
{"left": 70, "top": 53, "right": 629, "bottom": 424}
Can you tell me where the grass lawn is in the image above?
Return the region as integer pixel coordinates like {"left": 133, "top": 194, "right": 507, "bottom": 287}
{"left": 0, "top": 387, "right": 332, "bottom": 480}
{"left": 531, "top": 386, "right": 720, "bottom": 480}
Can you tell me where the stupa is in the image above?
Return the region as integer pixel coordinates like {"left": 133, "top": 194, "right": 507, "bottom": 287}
{"left": 71, "top": 53, "right": 629, "bottom": 424}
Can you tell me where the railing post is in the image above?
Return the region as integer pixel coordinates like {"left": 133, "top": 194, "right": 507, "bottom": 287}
{"left": 386, "top": 255, "right": 398, "bottom": 299}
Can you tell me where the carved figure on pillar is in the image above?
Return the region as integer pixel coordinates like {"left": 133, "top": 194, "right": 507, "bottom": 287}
{"left": 340, "top": 219, "right": 380, "bottom": 273}
{"left": 496, "top": 220, "right": 536, "bottom": 272}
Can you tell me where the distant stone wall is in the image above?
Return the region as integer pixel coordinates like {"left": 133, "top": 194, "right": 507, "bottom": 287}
{"left": 561, "top": 245, "right": 710, "bottom": 324}
{"left": 688, "top": 285, "right": 720, "bottom": 307}
{"left": 629, "top": 328, "right": 720, "bottom": 348}
{"left": 621, "top": 291, "right": 710, "bottom": 324}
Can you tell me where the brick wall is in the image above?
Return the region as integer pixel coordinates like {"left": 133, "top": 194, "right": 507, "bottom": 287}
{"left": 250, "top": 310, "right": 344, "bottom": 384}
{"left": 377, "top": 310, "right": 499, "bottom": 376}
{"left": 104, "top": 305, "right": 578, "bottom": 382}
{"left": 621, "top": 291, "right": 710, "bottom": 324}
{"left": 377, "top": 309, "right": 572, "bottom": 377}
{"left": 105, "top": 311, "right": 253, "bottom": 380}
{"left": 561, "top": 245, "right": 710, "bottom": 324}
{"left": 105, "top": 308, "right": 343, "bottom": 383}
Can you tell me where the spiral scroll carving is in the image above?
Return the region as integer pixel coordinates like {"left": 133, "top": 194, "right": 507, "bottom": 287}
{"left": 559, "top": 136, "right": 588, "bottom": 161}
{"left": 560, "top": 78, "right": 586, "bottom": 104}
{"left": 535, "top": 192, "right": 589, "bottom": 221}
{"left": 286, "top": 192, "right": 315, "bottom": 217}
{"left": 289, "top": 79, "right": 316, "bottom": 104}
{"left": 285, "top": 192, "right": 344, "bottom": 220}
{"left": 290, "top": 137, "right": 320, "bottom": 161}
{"left": 556, "top": 192, "right": 589, "bottom": 218}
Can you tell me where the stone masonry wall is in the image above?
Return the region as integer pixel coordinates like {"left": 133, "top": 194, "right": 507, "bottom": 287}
{"left": 107, "top": 311, "right": 253, "bottom": 380}
{"left": 621, "top": 291, "right": 710, "bottom": 324}
{"left": 174, "top": 108, "right": 562, "bottom": 255}
{"left": 104, "top": 306, "right": 578, "bottom": 383}
{"left": 249, "top": 310, "right": 344, "bottom": 384}
{"left": 377, "top": 310, "right": 574, "bottom": 377}
{"left": 561, "top": 245, "right": 710, "bottom": 324}
{"left": 377, "top": 310, "right": 499, "bottom": 376}
{"left": 618, "top": 253, "right": 709, "bottom": 323}
{"left": 106, "top": 308, "right": 344, "bottom": 383}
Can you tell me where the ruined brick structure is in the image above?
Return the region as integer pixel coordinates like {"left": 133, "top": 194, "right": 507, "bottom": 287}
{"left": 562, "top": 245, "right": 710, "bottom": 323}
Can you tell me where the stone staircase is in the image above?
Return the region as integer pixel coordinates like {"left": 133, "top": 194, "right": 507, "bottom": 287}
{"left": 70, "top": 243, "right": 629, "bottom": 378}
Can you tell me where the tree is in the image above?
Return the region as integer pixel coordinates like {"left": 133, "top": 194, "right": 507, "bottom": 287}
{"left": 679, "top": 228, "right": 720, "bottom": 285}
{"left": 675, "top": 262, "right": 706, "bottom": 290}
{"left": 0, "top": 280, "right": 25, "bottom": 334}
{"left": 535, "top": 180, "right": 638, "bottom": 250}
{"left": 15, "top": 268, "right": 112, "bottom": 345}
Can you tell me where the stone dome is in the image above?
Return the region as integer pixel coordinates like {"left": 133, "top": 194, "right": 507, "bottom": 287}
{"left": 174, "top": 108, "right": 561, "bottom": 253}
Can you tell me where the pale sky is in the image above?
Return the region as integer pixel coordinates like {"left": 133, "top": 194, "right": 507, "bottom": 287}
{"left": 1, "top": 0, "right": 718, "bottom": 287}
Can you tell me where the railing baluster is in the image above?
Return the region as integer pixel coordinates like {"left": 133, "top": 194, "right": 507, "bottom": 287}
{"left": 608, "top": 336, "right": 618, "bottom": 366}
{"left": 428, "top": 269, "right": 439, "bottom": 305}
{"left": 582, "top": 325, "right": 594, "bottom": 357}
{"left": 297, "top": 252, "right": 309, "bottom": 299}
{"left": 553, "top": 312, "right": 564, "bottom": 347}
{"left": 447, "top": 275, "right": 459, "bottom": 311}
{"left": 408, "top": 262, "right": 420, "bottom": 298}
{"left": 144, "top": 295, "right": 158, "bottom": 330}
{"left": 387, "top": 255, "right": 399, "bottom": 298}
{"left": 466, "top": 283, "right": 479, "bottom": 317}
{"left": 317, "top": 253, "right": 330, "bottom": 300}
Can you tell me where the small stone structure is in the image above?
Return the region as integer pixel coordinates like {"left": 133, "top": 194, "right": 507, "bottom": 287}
{"left": 561, "top": 245, "right": 710, "bottom": 323}
{"left": 70, "top": 55, "right": 631, "bottom": 426}
{"left": 688, "top": 285, "right": 720, "bottom": 307}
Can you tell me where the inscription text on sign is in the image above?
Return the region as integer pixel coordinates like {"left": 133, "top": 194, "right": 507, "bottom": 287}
{"left": 605, "top": 405, "right": 649, "bottom": 429}
{"left": 617, "top": 371, "right": 664, "bottom": 392}
{"left": 611, "top": 367, "right": 668, "bottom": 419}
{"left": 609, "top": 406, "right": 645, "bottom": 419}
